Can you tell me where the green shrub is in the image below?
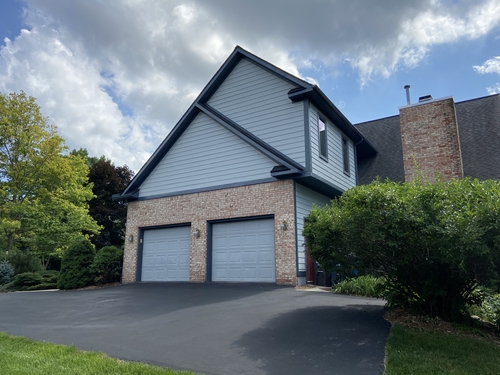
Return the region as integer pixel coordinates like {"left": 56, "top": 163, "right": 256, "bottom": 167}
{"left": 304, "top": 178, "right": 500, "bottom": 322}
{"left": 8, "top": 270, "right": 59, "bottom": 291}
{"left": 469, "top": 291, "right": 500, "bottom": 328}
{"left": 57, "top": 237, "right": 95, "bottom": 290}
{"left": 91, "top": 246, "right": 123, "bottom": 284}
{"left": 5, "top": 250, "right": 42, "bottom": 274}
{"left": 334, "top": 275, "right": 383, "bottom": 297}
{"left": 0, "top": 260, "right": 14, "bottom": 284}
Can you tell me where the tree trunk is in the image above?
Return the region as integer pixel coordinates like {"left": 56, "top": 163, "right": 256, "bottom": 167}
{"left": 7, "top": 233, "right": 13, "bottom": 253}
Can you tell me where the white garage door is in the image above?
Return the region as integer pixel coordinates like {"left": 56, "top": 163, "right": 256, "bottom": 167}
{"left": 141, "top": 226, "right": 191, "bottom": 281}
{"left": 212, "top": 218, "right": 275, "bottom": 282}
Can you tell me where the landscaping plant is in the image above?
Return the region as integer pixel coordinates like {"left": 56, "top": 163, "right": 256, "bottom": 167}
{"left": 0, "top": 260, "right": 14, "bottom": 284}
{"left": 57, "top": 237, "right": 95, "bottom": 290}
{"left": 91, "top": 245, "right": 123, "bottom": 284}
{"left": 303, "top": 177, "right": 500, "bottom": 322}
{"left": 5, "top": 250, "right": 43, "bottom": 274}
{"left": 333, "top": 275, "right": 383, "bottom": 298}
{"left": 7, "top": 270, "right": 59, "bottom": 291}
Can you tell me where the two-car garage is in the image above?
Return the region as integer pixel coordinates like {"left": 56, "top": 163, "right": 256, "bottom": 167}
{"left": 139, "top": 218, "right": 276, "bottom": 283}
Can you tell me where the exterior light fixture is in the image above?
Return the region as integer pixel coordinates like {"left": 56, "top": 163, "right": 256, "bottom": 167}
{"left": 128, "top": 234, "right": 134, "bottom": 242}
{"left": 194, "top": 229, "right": 201, "bottom": 238}
{"left": 281, "top": 221, "right": 288, "bottom": 231}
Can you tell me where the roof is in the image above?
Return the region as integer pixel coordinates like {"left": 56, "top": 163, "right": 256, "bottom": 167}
{"left": 116, "top": 46, "right": 377, "bottom": 199}
{"left": 354, "top": 93, "right": 500, "bottom": 183}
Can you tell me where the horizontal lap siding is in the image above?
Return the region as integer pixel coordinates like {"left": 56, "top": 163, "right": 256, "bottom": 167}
{"left": 139, "top": 113, "right": 276, "bottom": 198}
{"left": 295, "top": 183, "right": 331, "bottom": 272}
{"left": 208, "top": 58, "right": 305, "bottom": 166}
{"left": 310, "top": 104, "right": 356, "bottom": 191}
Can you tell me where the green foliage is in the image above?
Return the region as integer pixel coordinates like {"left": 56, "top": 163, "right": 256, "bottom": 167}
{"left": 5, "top": 250, "right": 42, "bottom": 274}
{"left": 0, "top": 91, "right": 100, "bottom": 266}
{"left": 469, "top": 290, "right": 500, "bottom": 328}
{"left": 333, "top": 275, "right": 383, "bottom": 298}
{"left": 303, "top": 178, "right": 500, "bottom": 322}
{"left": 7, "top": 270, "right": 59, "bottom": 291}
{"left": 57, "top": 237, "right": 95, "bottom": 290}
{"left": 91, "top": 246, "right": 123, "bottom": 284}
{"left": 0, "top": 332, "right": 197, "bottom": 375}
{"left": 385, "top": 324, "right": 500, "bottom": 375}
{"left": 87, "top": 159, "right": 134, "bottom": 249}
{"left": 0, "top": 260, "right": 14, "bottom": 284}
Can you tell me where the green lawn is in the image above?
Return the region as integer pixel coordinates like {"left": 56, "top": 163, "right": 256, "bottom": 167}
{"left": 0, "top": 332, "right": 197, "bottom": 375}
{"left": 384, "top": 324, "right": 500, "bottom": 375}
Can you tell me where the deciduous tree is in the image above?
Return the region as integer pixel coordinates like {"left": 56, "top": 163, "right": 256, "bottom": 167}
{"left": 0, "top": 91, "right": 100, "bottom": 267}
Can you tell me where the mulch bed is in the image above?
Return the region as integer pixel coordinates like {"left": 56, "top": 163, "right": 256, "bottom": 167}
{"left": 385, "top": 308, "right": 500, "bottom": 346}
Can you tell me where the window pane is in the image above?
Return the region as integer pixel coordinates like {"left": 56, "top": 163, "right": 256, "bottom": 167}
{"left": 319, "top": 118, "right": 327, "bottom": 158}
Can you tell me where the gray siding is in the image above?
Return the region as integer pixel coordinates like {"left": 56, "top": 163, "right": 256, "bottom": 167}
{"left": 139, "top": 112, "right": 277, "bottom": 198}
{"left": 295, "top": 183, "right": 331, "bottom": 272}
{"left": 309, "top": 104, "right": 357, "bottom": 191}
{"left": 208, "top": 58, "right": 306, "bottom": 165}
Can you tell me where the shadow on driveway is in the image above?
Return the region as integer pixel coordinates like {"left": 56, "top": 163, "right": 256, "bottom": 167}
{"left": 233, "top": 304, "right": 390, "bottom": 375}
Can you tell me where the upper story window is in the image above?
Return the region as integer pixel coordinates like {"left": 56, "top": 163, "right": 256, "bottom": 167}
{"left": 318, "top": 117, "right": 327, "bottom": 160}
{"left": 342, "top": 137, "right": 350, "bottom": 175}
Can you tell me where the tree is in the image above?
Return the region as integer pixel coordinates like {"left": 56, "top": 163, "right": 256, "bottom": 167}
{"left": 87, "top": 159, "right": 134, "bottom": 249}
{"left": 303, "top": 178, "right": 500, "bottom": 322}
{"left": 0, "top": 91, "right": 100, "bottom": 266}
{"left": 57, "top": 237, "right": 95, "bottom": 289}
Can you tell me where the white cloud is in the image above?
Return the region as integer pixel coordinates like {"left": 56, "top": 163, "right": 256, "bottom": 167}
{"left": 474, "top": 56, "right": 500, "bottom": 74}
{"left": 1, "top": 0, "right": 499, "bottom": 171}
{"left": 487, "top": 83, "right": 500, "bottom": 94}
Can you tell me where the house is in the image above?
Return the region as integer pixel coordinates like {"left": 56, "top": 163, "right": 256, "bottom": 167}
{"left": 114, "top": 46, "right": 500, "bottom": 286}
{"left": 113, "top": 46, "right": 376, "bottom": 286}
{"left": 355, "top": 92, "right": 500, "bottom": 184}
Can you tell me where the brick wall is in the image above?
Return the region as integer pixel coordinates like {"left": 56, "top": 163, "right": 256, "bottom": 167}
{"left": 122, "top": 180, "right": 297, "bottom": 285}
{"left": 399, "top": 97, "right": 464, "bottom": 182}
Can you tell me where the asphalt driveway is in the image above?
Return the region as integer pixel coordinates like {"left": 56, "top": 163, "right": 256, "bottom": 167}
{"left": 0, "top": 283, "right": 390, "bottom": 375}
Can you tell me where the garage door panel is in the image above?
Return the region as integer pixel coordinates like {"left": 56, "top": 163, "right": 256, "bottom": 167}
{"left": 141, "top": 226, "right": 191, "bottom": 282}
{"left": 212, "top": 218, "right": 275, "bottom": 282}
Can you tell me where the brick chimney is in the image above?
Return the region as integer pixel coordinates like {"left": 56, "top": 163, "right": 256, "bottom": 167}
{"left": 399, "top": 96, "right": 464, "bottom": 182}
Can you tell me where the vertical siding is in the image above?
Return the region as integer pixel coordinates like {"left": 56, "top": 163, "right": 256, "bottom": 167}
{"left": 309, "top": 104, "right": 357, "bottom": 191}
{"left": 295, "top": 183, "right": 332, "bottom": 272}
{"left": 208, "top": 58, "right": 306, "bottom": 165}
{"left": 139, "top": 113, "right": 277, "bottom": 198}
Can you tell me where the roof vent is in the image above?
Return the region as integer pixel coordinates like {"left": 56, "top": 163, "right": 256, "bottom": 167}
{"left": 404, "top": 85, "right": 411, "bottom": 105}
{"left": 419, "top": 95, "right": 433, "bottom": 103}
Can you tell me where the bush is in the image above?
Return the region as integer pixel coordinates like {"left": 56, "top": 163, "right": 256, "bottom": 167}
{"left": 57, "top": 237, "right": 95, "bottom": 290}
{"left": 5, "top": 250, "right": 42, "bottom": 274}
{"left": 334, "top": 275, "right": 383, "bottom": 298}
{"left": 304, "top": 178, "right": 500, "bottom": 322}
{"left": 0, "top": 260, "right": 14, "bottom": 284}
{"left": 91, "top": 246, "right": 123, "bottom": 284}
{"left": 7, "top": 270, "right": 59, "bottom": 291}
{"left": 469, "top": 291, "right": 500, "bottom": 329}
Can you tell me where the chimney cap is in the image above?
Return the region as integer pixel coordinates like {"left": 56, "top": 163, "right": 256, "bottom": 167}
{"left": 404, "top": 84, "right": 410, "bottom": 89}
{"left": 419, "top": 95, "right": 433, "bottom": 103}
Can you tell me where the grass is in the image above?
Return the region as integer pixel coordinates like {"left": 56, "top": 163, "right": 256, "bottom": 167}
{"left": 384, "top": 324, "right": 500, "bottom": 375}
{"left": 0, "top": 332, "right": 197, "bottom": 375}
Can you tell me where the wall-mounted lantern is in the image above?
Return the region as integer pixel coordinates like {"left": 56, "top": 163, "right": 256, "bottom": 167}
{"left": 193, "top": 229, "right": 201, "bottom": 238}
{"left": 128, "top": 234, "right": 134, "bottom": 242}
{"left": 281, "top": 221, "right": 288, "bottom": 231}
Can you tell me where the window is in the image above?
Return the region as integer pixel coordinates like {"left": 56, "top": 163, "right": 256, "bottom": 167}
{"left": 318, "top": 117, "right": 327, "bottom": 159}
{"left": 342, "top": 137, "right": 350, "bottom": 175}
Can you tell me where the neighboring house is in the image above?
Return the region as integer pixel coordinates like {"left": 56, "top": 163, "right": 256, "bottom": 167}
{"left": 114, "top": 46, "right": 500, "bottom": 286}
{"left": 113, "top": 46, "right": 376, "bottom": 286}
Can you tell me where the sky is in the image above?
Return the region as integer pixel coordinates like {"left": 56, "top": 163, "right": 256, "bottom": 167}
{"left": 0, "top": 0, "right": 499, "bottom": 171}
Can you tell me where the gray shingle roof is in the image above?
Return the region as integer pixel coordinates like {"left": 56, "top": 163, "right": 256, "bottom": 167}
{"left": 354, "top": 115, "right": 405, "bottom": 184}
{"left": 354, "top": 93, "right": 500, "bottom": 183}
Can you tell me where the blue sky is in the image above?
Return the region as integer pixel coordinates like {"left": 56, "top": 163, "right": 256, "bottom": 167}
{"left": 0, "top": 0, "right": 499, "bottom": 171}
